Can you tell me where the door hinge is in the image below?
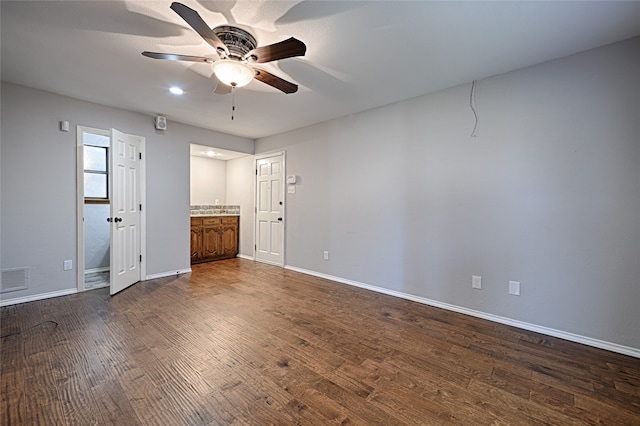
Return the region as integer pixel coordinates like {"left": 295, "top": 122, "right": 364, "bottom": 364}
{"left": 139, "top": 152, "right": 142, "bottom": 160}
{"left": 139, "top": 254, "right": 142, "bottom": 262}
{"left": 255, "top": 169, "right": 258, "bottom": 175}
{"left": 139, "top": 203, "right": 142, "bottom": 211}
{"left": 255, "top": 244, "right": 257, "bottom": 251}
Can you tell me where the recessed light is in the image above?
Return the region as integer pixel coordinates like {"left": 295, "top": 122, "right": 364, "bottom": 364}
{"left": 205, "top": 151, "right": 220, "bottom": 157}
{"left": 169, "top": 86, "right": 184, "bottom": 95}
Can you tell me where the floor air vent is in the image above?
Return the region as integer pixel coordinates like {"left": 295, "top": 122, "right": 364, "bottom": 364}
{"left": 1, "top": 267, "right": 29, "bottom": 293}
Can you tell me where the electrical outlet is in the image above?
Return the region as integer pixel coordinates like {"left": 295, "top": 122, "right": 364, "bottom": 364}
{"left": 323, "top": 251, "right": 329, "bottom": 260}
{"left": 509, "top": 280, "right": 520, "bottom": 296}
{"left": 472, "top": 275, "right": 482, "bottom": 289}
{"left": 63, "top": 260, "right": 73, "bottom": 271}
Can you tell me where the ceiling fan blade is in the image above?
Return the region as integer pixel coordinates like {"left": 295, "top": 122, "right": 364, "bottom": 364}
{"left": 142, "top": 51, "right": 214, "bottom": 63}
{"left": 170, "top": 2, "right": 229, "bottom": 57}
{"left": 253, "top": 68, "right": 298, "bottom": 94}
{"left": 214, "top": 81, "right": 232, "bottom": 95}
{"left": 245, "top": 37, "right": 306, "bottom": 63}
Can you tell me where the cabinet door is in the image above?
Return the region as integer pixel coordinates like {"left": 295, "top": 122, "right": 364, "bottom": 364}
{"left": 202, "top": 226, "right": 222, "bottom": 259}
{"left": 190, "top": 226, "right": 202, "bottom": 261}
{"left": 221, "top": 224, "right": 238, "bottom": 257}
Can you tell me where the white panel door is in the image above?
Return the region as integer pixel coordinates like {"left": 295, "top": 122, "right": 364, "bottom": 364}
{"left": 109, "top": 129, "right": 142, "bottom": 295}
{"left": 255, "top": 154, "right": 284, "bottom": 265}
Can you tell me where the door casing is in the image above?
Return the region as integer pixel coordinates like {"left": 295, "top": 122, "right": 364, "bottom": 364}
{"left": 76, "top": 126, "right": 146, "bottom": 292}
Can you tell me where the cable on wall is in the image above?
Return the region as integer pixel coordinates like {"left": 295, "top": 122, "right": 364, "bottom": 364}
{"left": 470, "top": 80, "right": 479, "bottom": 138}
{"left": 0, "top": 320, "right": 59, "bottom": 339}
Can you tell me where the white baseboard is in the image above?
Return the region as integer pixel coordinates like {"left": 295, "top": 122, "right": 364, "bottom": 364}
{"left": 0, "top": 288, "right": 77, "bottom": 307}
{"left": 237, "top": 254, "right": 254, "bottom": 261}
{"left": 144, "top": 268, "right": 191, "bottom": 281}
{"left": 284, "top": 265, "right": 640, "bottom": 359}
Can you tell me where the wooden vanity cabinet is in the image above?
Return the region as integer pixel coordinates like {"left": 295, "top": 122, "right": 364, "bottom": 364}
{"left": 191, "top": 216, "right": 239, "bottom": 264}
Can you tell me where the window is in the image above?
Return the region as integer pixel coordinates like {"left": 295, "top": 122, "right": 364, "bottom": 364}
{"left": 84, "top": 145, "right": 108, "bottom": 200}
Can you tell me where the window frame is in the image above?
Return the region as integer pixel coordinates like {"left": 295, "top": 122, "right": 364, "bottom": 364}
{"left": 83, "top": 144, "right": 109, "bottom": 201}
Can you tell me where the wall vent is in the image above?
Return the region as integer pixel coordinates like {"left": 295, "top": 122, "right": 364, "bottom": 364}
{"left": 1, "top": 267, "right": 29, "bottom": 293}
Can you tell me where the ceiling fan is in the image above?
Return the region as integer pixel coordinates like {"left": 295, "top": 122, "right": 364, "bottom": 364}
{"left": 142, "top": 2, "right": 306, "bottom": 94}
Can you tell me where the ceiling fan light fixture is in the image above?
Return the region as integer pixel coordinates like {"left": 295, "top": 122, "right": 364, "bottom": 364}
{"left": 212, "top": 60, "right": 254, "bottom": 88}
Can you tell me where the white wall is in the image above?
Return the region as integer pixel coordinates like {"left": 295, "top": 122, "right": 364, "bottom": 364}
{"left": 84, "top": 204, "right": 110, "bottom": 270}
{"left": 0, "top": 82, "right": 254, "bottom": 302}
{"left": 190, "top": 156, "right": 227, "bottom": 205}
{"left": 256, "top": 37, "right": 640, "bottom": 352}
{"left": 226, "top": 155, "right": 255, "bottom": 257}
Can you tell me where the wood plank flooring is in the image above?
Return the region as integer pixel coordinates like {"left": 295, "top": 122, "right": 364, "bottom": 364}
{"left": 2, "top": 258, "right": 639, "bottom": 425}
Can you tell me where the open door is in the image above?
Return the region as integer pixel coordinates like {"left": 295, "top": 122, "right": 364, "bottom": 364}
{"left": 109, "top": 129, "right": 143, "bottom": 295}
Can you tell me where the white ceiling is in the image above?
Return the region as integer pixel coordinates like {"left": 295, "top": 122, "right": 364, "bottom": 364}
{"left": 190, "top": 143, "right": 249, "bottom": 160}
{"left": 3, "top": 1, "right": 640, "bottom": 140}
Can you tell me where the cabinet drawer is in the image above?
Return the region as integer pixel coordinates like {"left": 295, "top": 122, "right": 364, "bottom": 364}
{"left": 203, "top": 217, "right": 222, "bottom": 226}
{"left": 221, "top": 216, "right": 238, "bottom": 225}
{"left": 191, "top": 217, "right": 203, "bottom": 226}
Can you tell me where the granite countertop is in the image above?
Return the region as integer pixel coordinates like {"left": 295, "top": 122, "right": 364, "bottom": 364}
{"left": 190, "top": 213, "right": 240, "bottom": 217}
{"left": 190, "top": 204, "right": 240, "bottom": 217}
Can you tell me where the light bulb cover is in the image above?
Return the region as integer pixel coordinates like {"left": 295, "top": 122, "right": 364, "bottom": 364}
{"left": 212, "top": 60, "right": 254, "bottom": 88}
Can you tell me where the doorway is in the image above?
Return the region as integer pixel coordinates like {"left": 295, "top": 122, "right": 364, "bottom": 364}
{"left": 76, "top": 126, "right": 146, "bottom": 295}
{"left": 255, "top": 152, "right": 285, "bottom": 266}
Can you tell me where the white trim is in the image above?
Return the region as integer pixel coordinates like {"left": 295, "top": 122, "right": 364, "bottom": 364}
{"left": 144, "top": 268, "right": 191, "bottom": 281}
{"left": 139, "top": 137, "right": 147, "bottom": 281}
{"left": 76, "top": 125, "right": 109, "bottom": 292}
{"left": 0, "top": 288, "right": 77, "bottom": 307}
{"left": 237, "top": 254, "right": 254, "bottom": 261}
{"left": 284, "top": 265, "right": 640, "bottom": 359}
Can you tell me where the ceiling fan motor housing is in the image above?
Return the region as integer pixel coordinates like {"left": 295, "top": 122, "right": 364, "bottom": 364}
{"left": 213, "top": 25, "right": 257, "bottom": 60}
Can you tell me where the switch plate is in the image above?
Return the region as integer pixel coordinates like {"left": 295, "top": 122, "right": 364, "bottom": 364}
{"left": 509, "top": 280, "right": 520, "bottom": 296}
{"left": 63, "top": 260, "right": 73, "bottom": 271}
{"left": 288, "top": 185, "right": 296, "bottom": 194}
{"left": 323, "top": 251, "right": 329, "bottom": 260}
{"left": 472, "top": 275, "right": 482, "bottom": 289}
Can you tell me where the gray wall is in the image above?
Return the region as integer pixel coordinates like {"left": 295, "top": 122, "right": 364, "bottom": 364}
{"left": 256, "top": 38, "right": 640, "bottom": 351}
{"left": 1, "top": 82, "right": 254, "bottom": 301}
{"left": 190, "top": 156, "right": 227, "bottom": 205}
{"left": 226, "top": 155, "right": 256, "bottom": 257}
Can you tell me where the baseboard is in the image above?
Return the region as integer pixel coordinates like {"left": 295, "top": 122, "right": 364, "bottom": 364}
{"left": 284, "top": 265, "right": 640, "bottom": 359}
{"left": 144, "top": 268, "right": 191, "bottom": 281}
{"left": 237, "top": 254, "right": 254, "bottom": 261}
{"left": 0, "top": 288, "right": 77, "bottom": 307}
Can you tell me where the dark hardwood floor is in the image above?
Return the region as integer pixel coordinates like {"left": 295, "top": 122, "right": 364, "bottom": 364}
{"left": 2, "top": 258, "right": 639, "bottom": 425}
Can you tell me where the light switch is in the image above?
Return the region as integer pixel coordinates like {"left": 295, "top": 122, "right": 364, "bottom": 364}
{"left": 472, "top": 275, "right": 482, "bottom": 289}
{"left": 509, "top": 280, "right": 520, "bottom": 296}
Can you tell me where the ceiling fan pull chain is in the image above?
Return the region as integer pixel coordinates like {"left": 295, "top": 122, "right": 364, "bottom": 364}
{"left": 231, "top": 85, "right": 236, "bottom": 120}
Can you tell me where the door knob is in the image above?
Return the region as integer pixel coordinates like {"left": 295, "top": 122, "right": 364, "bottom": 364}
{"left": 277, "top": 217, "right": 283, "bottom": 221}
{"left": 114, "top": 217, "right": 123, "bottom": 223}
{"left": 106, "top": 218, "right": 113, "bottom": 222}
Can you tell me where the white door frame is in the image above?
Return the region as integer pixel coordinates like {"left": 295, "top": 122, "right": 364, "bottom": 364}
{"left": 76, "top": 126, "right": 146, "bottom": 292}
{"left": 253, "top": 151, "right": 286, "bottom": 267}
